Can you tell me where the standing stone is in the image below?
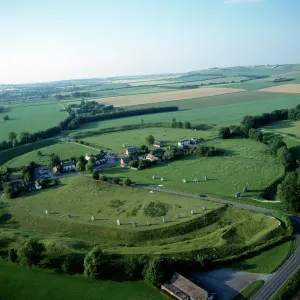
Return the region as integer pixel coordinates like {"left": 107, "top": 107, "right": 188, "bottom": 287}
{"left": 117, "top": 220, "right": 121, "bottom": 226}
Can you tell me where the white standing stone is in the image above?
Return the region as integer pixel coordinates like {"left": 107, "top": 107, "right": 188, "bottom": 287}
{"left": 163, "top": 217, "right": 167, "bottom": 223}
{"left": 117, "top": 220, "right": 121, "bottom": 226}
{"left": 191, "top": 210, "right": 195, "bottom": 215}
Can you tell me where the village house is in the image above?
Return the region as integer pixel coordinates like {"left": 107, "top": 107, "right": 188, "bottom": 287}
{"left": 120, "top": 157, "right": 131, "bottom": 167}
{"left": 125, "top": 147, "right": 138, "bottom": 156}
{"left": 85, "top": 153, "right": 106, "bottom": 165}
{"left": 161, "top": 273, "right": 216, "bottom": 300}
{"left": 146, "top": 153, "right": 160, "bottom": 162}
{"left": 153, "top": 141, "right": 163, "bottom": 148}
{"left": 61, "top": 161, "right": 76, "bottom": 172}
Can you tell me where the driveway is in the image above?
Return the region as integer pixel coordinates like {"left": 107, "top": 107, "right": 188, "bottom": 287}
{"left": 192, "top": 268, "right": 270, "bottom": 300}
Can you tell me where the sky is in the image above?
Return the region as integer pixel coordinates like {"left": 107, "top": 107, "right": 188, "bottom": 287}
{"left": 0, "top": 0, "right": 299, "bottom": 84}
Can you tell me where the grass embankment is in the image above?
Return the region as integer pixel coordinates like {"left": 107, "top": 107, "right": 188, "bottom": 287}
{"left": 0, "top": 139, "right": 59, "bottom": 167}
{"left": 233, "top": 280, "right": 264, "bottom": 300}
{"left": 0, "top": 260, "right": 167, "bottom": 300}
{"left": 3, "top": 141, "right": 99, "bottom": 169}
{"left": 1, "top": 176, "right": 283, "bottom": 256}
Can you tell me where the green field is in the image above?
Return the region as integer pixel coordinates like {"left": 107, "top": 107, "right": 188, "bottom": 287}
{"left": 0, "top": 139, "right": 60, "bottom": 166}
{"left": 0, "top": 103, "right": 68, "bottom": 141}
{"left": 1, "top": 176, "right": 281, "bottom": 255}
{"left": 74, "top": 92, "right": 300, "bottom": 132}
{"left": 233, "top": 280, "right": 264, "bottom": 300}
{"left": 264, "top": 120, "right": 300, "bottom": 138}
{"left": 102, "top": 138, "right": 284, "bottom": 200}
{"left": 3, "top": 141, "right": 99, "bottom": 169}
{"left": 234, "top": 239, "right": 296, "bottom": 273}
{"left": 80, "top": 127, "right": 216, "bottom": 153}
{"left": 0, "top": 261, "right": 167, "bottom": 300}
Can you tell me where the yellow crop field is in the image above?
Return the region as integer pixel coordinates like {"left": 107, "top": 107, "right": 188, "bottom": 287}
{"left": 260, "top": 84, "right": 300, "bottom": 94}
{"left": 97, "top": 87, "right": 245, "bottom": 107}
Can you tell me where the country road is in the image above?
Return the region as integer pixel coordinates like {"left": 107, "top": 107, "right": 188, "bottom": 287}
{"left": 137, "top": 185, "right": 300, "bottom": 300}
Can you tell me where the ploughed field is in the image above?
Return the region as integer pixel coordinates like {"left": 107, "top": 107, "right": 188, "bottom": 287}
{"left": 1, "top": 176, "right": 281, "bottom": 256}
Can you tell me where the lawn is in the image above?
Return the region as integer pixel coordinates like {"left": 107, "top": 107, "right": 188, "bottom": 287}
{"left": 0, "top": 261, "right": 167, "bottom": 300}
{"left": 75, "top": 92, "right": 300, "bottom": 131}
{"left": 233, "top": 239, "right": 296, "bottom": 274}
{"left": 3, "top": 141, "right": 99, "bottom": 169}
{"left": 80, "top": 127, "right": 216, "bottom": 153}
{"left": 0, "top": 103, "right": 68, "bottom": 141}
{"left": 103, "top": 138, "right": 284, "bottom": 200}
{"left": 264, "top": 120, "right": 300, "bottom": 138}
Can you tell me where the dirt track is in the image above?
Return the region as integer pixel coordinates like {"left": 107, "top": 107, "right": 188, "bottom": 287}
{"left": 97, "top": 87, "right": 245, "bottom": 107}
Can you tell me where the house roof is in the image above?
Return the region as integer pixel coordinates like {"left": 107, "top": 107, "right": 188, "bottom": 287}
{"left": 146, "top": 153, "right": 159, "bottom": 160}
{"left": 121, "top": 157, "right": 131, "bottom": 163}
{"left": 61, "top": 161, "right": 75, "bottom": 167}
{"left": 168, "top": 273, "right": 208, "bottom": 300}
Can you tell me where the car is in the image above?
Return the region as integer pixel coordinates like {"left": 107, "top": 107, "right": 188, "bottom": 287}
{"left": 199, "top": 194, "right": 207, "bottom": 198}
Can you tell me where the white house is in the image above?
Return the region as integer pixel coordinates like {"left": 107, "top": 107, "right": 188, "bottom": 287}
{"left": 177, "top": 140, "right": 191, "bottom": 147}
{"left": 61, "top": 161, "right": 76, "bottom": 172}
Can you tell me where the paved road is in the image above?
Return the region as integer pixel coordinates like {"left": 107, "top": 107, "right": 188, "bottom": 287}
{"left": 137, "top": 185, "right": 300, "bottom": 300}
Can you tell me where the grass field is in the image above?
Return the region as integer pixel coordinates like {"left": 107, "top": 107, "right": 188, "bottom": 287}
{"left": 0, "top": 139, "right": 60, "bottom": 167}
{"left": 0, "top": 103, "right": 68, "bottom": 141}
{"left": 80, "top": 127, "right": 216, "bottom": 153}
{"left": 75, "top": 92, "right": 300, "bottom": 132}
{"left": 264, "top": 120, "right": 300, "bottom": 138}
{"left": 97, "top": 87, "right": 244, "bottom": 107}
{"left": 233, "top": 239, "right": 295, "bottom": 274}
{"left": 102, "top": 138, "right": 284, "bottom": 200}
{"left": 0, "top": 261, "right": 167, "bottom": 300}
{"left": 2, "top": 141, "right": 99, "bottom": 169}
{"left": 1, "top": 176, "right": 281, "bottom": 255}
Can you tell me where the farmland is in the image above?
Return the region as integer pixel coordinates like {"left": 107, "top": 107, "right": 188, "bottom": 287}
{"left": 97, "top": 87, "right": 245, "bottom": 107}
{"left": 73, "top": 92, "right": 300, "bottom": 133}
{"left": 80, "top": 127, "right": 216, "bottom": 153}
{"left": 260, "top": 84, "right": 300, "bottom": 94}
{"left": 0, "top": 103, "right": 67, "bottom": 141}
{"left": 2, "top": 141, "right": 98, "bottom": 169}
{"left": 0, "top": 261, "right": 167, "bottom": 300}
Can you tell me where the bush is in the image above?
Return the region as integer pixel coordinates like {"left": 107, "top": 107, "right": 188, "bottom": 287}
{"left": 124, "top": 257, "right": 141, "bottom": 280}
{"left": 123, "top": 177, "right": 132, "bottom": 186}
{"left": 7, "top": 248, "right": 17, "bottom": 262}
{"left": 17, "top": 237, "right": 45, "bottom": 267}
{"left": 113, "top": 177, "right": 120, "bottom": 184}
{"left": 92, "top": 171, "right": 99, "bottom": 180}
{"left": 84, "top": 246, "right": 105, "bottom": 279}
{"left": 143, "top": 201, "right": 169, "bottom": 217}
{"left": 61, "top": 256, "right": 72, "bottom": 273}
{"left": 99, "top": 174, "right": 107, "bottom": 181}
{"left": 219, "top": 127, "right": 231, "bottom": 139}
{"left": 143, "top": 256, "right": 172, "bottom": 287}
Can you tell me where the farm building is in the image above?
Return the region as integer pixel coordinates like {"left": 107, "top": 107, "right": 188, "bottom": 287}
{"left": 120, "top": 157, "right": 131, "bottom": 167}
{"left": 153, "top": 141, "right": 163, "bottom": 148}
{"left": 146, "top": 153, "right": 160, "bottom": 162}
{"left": 161, "top": 273, "right": 215, "bottom": 300}
{"left": 178, "top": 140, "right": 191, "bottom": 147}
{"left": 125, "top": 147, "right": 138, "bottom": 155}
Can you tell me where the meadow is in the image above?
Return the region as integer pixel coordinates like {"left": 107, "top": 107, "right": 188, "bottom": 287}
{"left": 3, "top": 141, "right": 99, "bottom": 169}
{"left": 103, "top": 138, "right": 285, "bottom": 200}
{"left": 80, "top": 127, "right": 216, "bottom": 153}
{"left": 264, "top": 120, "right": 300, "bottom": 138}
{"left": 1, "top": 176, "right": 281, "bottom": 256}
{"left": 0, "top": 103, "right": 68, "bottom": 141}
{"left": 0, "top": 261, "right": 167, "bottom": 300}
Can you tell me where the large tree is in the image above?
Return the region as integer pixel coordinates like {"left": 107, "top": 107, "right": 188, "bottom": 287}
{"left": 84, "top": 246, "right": 104, "bottom": 279}
{"left": 76, "top": 161, "right": 86, "bottom": 172}
{"left": 146, "top": 134, "right": 155, "bottom": 145}
{"left": 85, "top": 157, "right": 96, "bottom": 173}
{"left": 218, "top": 127, "right": 231, "bottom": 139}
{"left": 8, "top": 132, "right": 17, "bottom": 147}
{"left": 17, "top": 238, "right": 45, "bottom": 267}
{"left": 277, "top": 171, "right": 300, "bottom": 212}
{"left": 183, "top": 121, "right": 191, "bottom": 129}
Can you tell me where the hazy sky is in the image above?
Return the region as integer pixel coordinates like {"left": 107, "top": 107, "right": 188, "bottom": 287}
{"left": 1, "top": 0, "right": 299, "bottom": 84}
